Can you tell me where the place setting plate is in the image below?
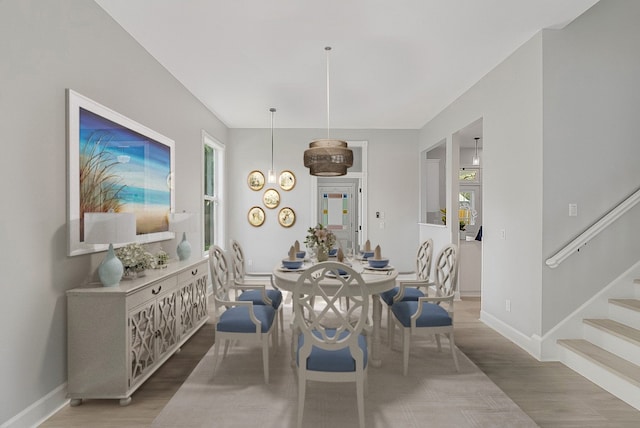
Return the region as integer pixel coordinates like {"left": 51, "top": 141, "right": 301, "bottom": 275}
{"left": 277, "top": 265, "right": 307, "bottom": 272}
{"left": 363, "top": 265, "right": 395, "bottom": 271}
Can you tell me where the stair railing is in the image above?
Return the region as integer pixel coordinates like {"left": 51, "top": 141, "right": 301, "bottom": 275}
{"left": 546, "top": 187, "right": 640, "bottom": 268}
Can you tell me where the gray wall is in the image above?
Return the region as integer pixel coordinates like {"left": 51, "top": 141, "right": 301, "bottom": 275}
{"left": 540, "top": 0, "right": 640, "bottom": 331}
{"left": 228, "top": 128, "right": 420, "bottom": 273}
{"left": 419, "top": 0, "right": 640, "bottom": 354}
{"left": 0, "top": 1, "right": 227, "bottom": 425}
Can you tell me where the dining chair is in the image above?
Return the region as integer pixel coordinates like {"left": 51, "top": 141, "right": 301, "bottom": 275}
{"left": 230, "top": 239, "right": 284, "bottom": 337}
{"left": 209, "top": 245, "right": 277, "bottom": 383}
{"left": 293, "top": 262, "right": 371, "bottom": 428}
{"left": 389, "top": 243, "right": 460, "bottom": 375}
{"left": 379, "top": 239, "right": 433, "bottom": 345}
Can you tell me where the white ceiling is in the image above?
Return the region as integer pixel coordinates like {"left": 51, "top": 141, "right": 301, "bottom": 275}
{"left": 95, "top": 0, "right": 599, "bottom": 130}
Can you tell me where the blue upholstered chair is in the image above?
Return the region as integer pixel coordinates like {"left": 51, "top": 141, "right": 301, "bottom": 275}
{"left": 379, "top": 239, "right": 433, "bottom": 346}
{"left": 209, "top": 245, "right": 276, "bottom": 383}
{"left": 389, "top": 243, "right": 460, "bottom": 376}
{"left": 293, "top": 262, "right": 371, "bottom": 428}
{"left": 230, "top": 239, "right": 284, "bottom": 342}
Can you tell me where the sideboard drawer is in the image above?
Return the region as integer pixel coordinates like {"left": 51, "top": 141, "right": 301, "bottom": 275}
{"left": 127, "top": 277, "right": 177, "bottom": 310}
{"left": 177, "top": 262, "right": 208, "bottom": 284}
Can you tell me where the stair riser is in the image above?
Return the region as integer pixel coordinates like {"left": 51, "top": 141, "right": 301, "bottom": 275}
{"left": 609, "top": 304, "right": 640, "bottom": 329}
{"left": 558, "top": 346, "right": 640, "bottom": 411}
{"left": 583, "top": 325, "right": 640, "bottom": 366}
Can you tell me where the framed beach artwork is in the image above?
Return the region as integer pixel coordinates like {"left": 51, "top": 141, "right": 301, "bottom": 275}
{"left": 67, "top": 89, "right": 175, "bottom": 256}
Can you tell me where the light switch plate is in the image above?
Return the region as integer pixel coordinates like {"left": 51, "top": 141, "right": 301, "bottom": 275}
{"left": 569, "top": 203, "right": 578, "bottom": 217}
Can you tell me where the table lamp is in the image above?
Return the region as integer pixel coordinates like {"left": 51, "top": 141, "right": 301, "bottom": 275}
{"left": 169, "top": 212, "right": 196, "bottom": 261}
{"left": 84, "top": 212, "right": 137, "bottom": 287}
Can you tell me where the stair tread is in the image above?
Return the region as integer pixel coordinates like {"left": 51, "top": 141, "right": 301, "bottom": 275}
{"left": 583, "top": 318, "right": 640, "bottom": 345}
{"left": 610, "top": 298, "right": 640, "bottom": 312}
{"left": 557, "top": 339, "right": 640, "bottom": 386}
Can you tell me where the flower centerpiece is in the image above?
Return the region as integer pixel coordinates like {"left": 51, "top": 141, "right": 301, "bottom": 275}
{"left": 304, "top": 223, "right": 336, "bottom": 262}
{"left": 115, "top": 243, "right": 156, "bottom": 277}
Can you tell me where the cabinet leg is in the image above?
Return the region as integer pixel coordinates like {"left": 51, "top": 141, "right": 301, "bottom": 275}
{"left": 119, "top": 397, "right": 132, "bottom": 406}
{"left": 69, "top": 398, "right": 82, "bottom": 407}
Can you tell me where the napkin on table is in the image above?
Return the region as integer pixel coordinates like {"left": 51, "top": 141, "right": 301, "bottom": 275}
{"left": 294, "top": 240, "right": 300, "bottom": 252}
{"left": 288, "top": 246, "right": 296, "bottom": 261}
{"left": 364, "top": 240, "right": 371, "bottom": 252}
{"left": 337, "top": 248, "right": 344, "bottom": 262}
{"left": 374, "top": 245, "right": 382, "bottom": 259}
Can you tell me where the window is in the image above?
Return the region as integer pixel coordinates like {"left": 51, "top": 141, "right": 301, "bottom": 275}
{"left": 203, "top": 132, "right": 225, "bottom": 253}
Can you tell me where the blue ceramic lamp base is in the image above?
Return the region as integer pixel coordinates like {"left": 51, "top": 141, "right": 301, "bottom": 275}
{"left": 177, "top": 232, "right": 192, "bottom": 261}
{"left": 98, "top": 243, "right": 124, "bottom": 287}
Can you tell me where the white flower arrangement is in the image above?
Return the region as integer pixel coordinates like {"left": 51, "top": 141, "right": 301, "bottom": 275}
{"left": 115, "top": 243, "right": 156, "bottom": 272}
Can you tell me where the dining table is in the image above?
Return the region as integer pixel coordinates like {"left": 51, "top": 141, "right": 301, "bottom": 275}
{"left": 272, "top": 258, "right": 398, "bottom": 367}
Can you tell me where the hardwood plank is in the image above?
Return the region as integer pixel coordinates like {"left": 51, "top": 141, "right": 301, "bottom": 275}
{"left": 40, "top": 298, "right": 640, "bottom": 427}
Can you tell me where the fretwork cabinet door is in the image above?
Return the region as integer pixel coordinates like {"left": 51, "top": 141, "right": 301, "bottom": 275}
{"left": 128, "top": 288, "right": 178, "bottom": 390}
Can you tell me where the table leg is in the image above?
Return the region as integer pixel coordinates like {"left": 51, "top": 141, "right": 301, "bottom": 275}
{"left": 370, "top": 294, "right": 383, "bottom": 367}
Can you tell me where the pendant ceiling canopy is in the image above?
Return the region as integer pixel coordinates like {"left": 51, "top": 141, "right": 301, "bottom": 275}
{"left": 303, "top": 47, "right": 353, "bottom": 177}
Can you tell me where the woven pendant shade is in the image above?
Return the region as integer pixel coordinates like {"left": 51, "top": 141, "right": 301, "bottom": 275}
{"left": 303, "top": 139, "right": 353, "bottom": 176}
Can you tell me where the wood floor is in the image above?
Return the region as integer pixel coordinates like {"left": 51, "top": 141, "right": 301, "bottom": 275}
{"left": 41, "top": 297, "right": 640, "bottom": 427}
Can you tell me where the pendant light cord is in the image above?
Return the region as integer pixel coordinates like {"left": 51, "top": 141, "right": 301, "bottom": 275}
{"left": 270, "top": 108, "right": 276, "bottom": 171}
{"left": 325, "top": 46, "right": 331, "bottom": 139}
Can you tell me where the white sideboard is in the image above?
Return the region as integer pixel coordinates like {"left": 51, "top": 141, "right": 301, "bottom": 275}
{"left": 66, "top": 258, "right": 209, "bottom": 406}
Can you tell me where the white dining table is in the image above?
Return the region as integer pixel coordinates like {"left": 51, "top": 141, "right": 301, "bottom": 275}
{"left": 272, "top": 259, "right": 398, "bottom": 367}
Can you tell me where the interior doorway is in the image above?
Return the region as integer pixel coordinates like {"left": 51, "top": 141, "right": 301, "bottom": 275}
{"left": 310, "top": 141, "right": 368, "bottom": 253}
{"left": 317, "top": 179, "right": 359, "bottom": 251}
{"left": 455, "top": 119, "right": 483, "bottom": 298}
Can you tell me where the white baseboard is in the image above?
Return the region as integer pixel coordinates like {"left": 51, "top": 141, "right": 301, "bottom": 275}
{"left": 480, "top": 310, "right": 542, "bottom": 359}
{"left": 1, "top": 383, "right": 68, "bottom": 428}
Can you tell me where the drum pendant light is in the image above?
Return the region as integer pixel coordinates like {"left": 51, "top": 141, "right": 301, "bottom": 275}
{"left": 303, "top": 47, "right": 353, "bottom": 176}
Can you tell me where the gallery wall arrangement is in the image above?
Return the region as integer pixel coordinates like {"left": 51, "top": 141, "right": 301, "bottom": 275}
{"left": 246, "top": 169, "right": 296, "bottom": 228}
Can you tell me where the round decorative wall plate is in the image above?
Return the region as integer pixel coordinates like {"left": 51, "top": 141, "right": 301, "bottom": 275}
{"left": 248, "top": 206, "right": 265, "bottom": 227}
{"left": 247, "top": 170, "right": 265, "bottom": 191}
{"left": 263, "top": 188, "right": 280, "bottom": 209}
{"left": 279, "top": 170, "right": 296, "bottom": 191}
{"left": 278, "top": 207, "right": 296, "bottom": 228}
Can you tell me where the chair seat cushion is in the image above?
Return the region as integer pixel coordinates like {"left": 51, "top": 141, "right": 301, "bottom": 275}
{"left": 297, "top": 329, "right": 368, "bottom": 372}
{"left": 391, "top": 301, "right": 452, "bottom": 328}
{"left": 238, "top": 289, "right": 283, "bottom": 309}
{"left": 380, "top": 286, "right": 425, "bottom": 306}
{"left": 217, "top": 305, "right": 275, "bottom": 333}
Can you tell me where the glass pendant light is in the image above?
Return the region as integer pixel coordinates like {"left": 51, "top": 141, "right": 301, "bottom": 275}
{"left": 472, "top": 137, "right": 480, "bottom": 166}
{"left": 267, "top": 107, "right": 277, "bottom": 183}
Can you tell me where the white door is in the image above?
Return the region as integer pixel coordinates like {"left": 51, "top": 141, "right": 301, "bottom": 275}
{"left": 317, "top": 180, "right": 358, "bottom": 252}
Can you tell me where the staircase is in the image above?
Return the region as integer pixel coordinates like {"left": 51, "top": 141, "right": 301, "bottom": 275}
{"left": 557, "top": 279, "right": 640, "bottom": 411}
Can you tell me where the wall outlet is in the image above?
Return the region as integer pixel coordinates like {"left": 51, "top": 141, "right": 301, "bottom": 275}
{"left": 569, "top": 203, "right": 578, "bottom": 216}
{"left": 505, "top": 299, "right": 511, "bottom": 312}
{"left": 500, "top": 229, "right": 506, "bottom": 240}
{"left": 248, "top": 259, "right": 253, "bottom": 267}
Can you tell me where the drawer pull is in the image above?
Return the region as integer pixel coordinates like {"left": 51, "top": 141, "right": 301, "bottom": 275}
{"left": 152, "top": 286, "right": 162, "bottom": 295}
{"left": 191, "top": 269, "right": 198, "bottom": 276}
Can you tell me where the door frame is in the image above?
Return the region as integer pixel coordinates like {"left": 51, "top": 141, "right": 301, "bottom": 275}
{"left": 309, "top": 140, "right": 368, "bottom": 250}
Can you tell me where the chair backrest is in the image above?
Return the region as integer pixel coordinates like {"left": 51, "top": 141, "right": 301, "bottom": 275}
{"left": 433, "top": 243, "right": 458, "bottom": 297}
{"left": 416, "top": 239, "right": 433, "bottom": 281}
{"left": 208, "top": 245, "right": 232, "bottom": 302}
{"left": 230, "top": 239, "right": 245, "bottom": 281}
{"left": 293, "top": 262, "right": 369, "bottom": 354}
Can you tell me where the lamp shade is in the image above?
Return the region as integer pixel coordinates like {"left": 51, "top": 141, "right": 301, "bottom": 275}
{"left": 169, "top": 212, "right": 197, "bottom": 232}
{"left": 84, "top": 212, "right": 136, "bottom": 245}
